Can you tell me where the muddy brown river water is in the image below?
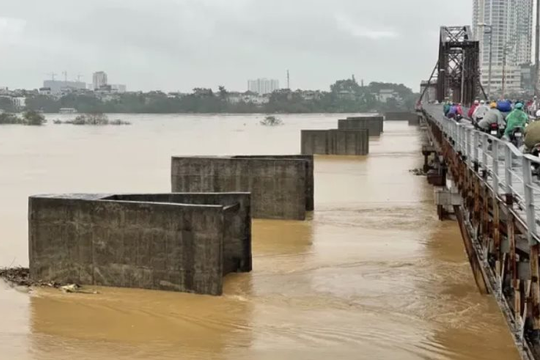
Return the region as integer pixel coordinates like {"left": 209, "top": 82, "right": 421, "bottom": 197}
{"left": 0, "top": 114, "right": 520, "bottom": 359}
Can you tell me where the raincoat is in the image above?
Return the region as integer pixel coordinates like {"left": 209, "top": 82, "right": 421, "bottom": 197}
{"left": 478, "top": 109, "right": 504, "bottom": 130}
{"left": 468, "top": 104, "right": 478, "bottom": 118}
{"left": 473, "top": 104, "right": 489, "bottom": 121}
{"left": 447, "top": 105, "right": 457, "bottom": 118}
{"left": 497, "top": 100, "right": 512, "bottom": 113}
{"left": 504, "top": 109, "right": 528, "bottom": 138}
{"left": 443, "top": 103, "right": 451, "bottom": 116}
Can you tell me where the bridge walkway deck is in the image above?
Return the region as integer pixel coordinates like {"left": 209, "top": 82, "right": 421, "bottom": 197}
{"left": 424, "top": 105, "right": 540, "bottom": 243}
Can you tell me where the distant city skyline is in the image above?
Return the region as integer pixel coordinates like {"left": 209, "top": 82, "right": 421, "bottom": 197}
{"left": 42, "top": 79, "right": 86, "bottom": 95}
{"left": 0, "top": 0, "right": 472, "bottom": 93}
{"left": 248, "top": 78, "right": 280, "bottom": 95}
{"left": 472, "top": 0, "right": 534, "bottom": 93}
{"left": 13, "top": 71, "right": 407, "bottom": 94}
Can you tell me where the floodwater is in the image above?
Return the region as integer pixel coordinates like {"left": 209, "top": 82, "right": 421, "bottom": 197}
{"left": 0, "top": 114, "right": 519, "bottom": 359}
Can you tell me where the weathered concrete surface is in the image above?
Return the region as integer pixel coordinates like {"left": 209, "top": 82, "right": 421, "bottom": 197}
{"left": 234, "top": 155, "right": 314, "bottom": 212}
{"left": 171, "top": 156, "right": 313, "bottom": 220}
{"left": 110, "top": 193, "right": 252, "bottom": 274}
{"left": 29, "top": 193, "right": 252, "bottom": 296}
{"left": 384, "top": 111, "right": 418, "bottom": 121}
{"left": 301, "top": 129, "right": 369, "bottom": 156}
{"left": 338, "top": 116, "right": 384, "bottom": 136}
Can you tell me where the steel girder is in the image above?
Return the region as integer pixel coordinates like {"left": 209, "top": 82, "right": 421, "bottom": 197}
{"left": 437, "top": 26, "right": 480, "bottom": 106}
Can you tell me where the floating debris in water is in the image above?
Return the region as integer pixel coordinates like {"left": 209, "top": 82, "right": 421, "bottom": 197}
{"left": 409, "top": 168, "right": 427, "bottom": 176}
{"left": 60, "top": 283, "right": 98, "bottom": 294}
{"left": 260, "top": 115, "right": 283, "bottom": 126}
{"left": 0, "top": 267, "right": 98, "bottom": 294}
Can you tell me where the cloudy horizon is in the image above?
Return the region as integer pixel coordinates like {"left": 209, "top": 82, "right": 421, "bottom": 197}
{"left": 0, "top": 0, "right": 470, "bottom": 92}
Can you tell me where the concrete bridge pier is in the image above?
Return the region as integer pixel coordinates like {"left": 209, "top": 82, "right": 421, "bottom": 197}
{"left": 422, "top": 144, "right": 438, "bottom": 174}
{"left": 29, "top": 193, "right": 253, "bottom": 296}
{"left": 434, "top": 173, "right": 462, "bottom": 220}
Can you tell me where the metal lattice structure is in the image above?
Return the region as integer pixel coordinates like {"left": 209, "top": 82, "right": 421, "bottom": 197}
{"left": 436, "top": 26, "right": 480, "bottom": 106}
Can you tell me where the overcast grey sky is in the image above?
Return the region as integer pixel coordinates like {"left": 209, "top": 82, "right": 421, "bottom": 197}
{"left": 0, "top": 0, "right": 470, "bottom": 92}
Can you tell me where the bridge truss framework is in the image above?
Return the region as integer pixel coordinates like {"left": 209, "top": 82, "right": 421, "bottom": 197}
{"left": 420, "top": 26, "right": 482, "bottom": 106}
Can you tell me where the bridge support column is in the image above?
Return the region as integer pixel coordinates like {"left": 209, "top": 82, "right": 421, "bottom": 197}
{"left": 531, "top": 244, "right": 540, "bottom": 331}
{"left": 421, "top": 107, "right": 540, "bottom": 358}
{"left": 507, "top": 214, "right": 520, "bottom": 318}
{"left": 434, "top": 173, "right": 462, "bottom": 220}
{"left": 493, "top": 197, "right": 501, "bottom": 271}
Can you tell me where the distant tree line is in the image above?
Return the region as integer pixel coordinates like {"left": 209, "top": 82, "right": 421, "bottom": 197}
{"left": 5, "top": 79, "right": 418, "bottom": 114}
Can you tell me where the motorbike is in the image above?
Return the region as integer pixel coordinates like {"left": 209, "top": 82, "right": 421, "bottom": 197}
{"left": 472, "top": 116, "right": 482, "bottom": 128}
{"left": 531, "top": 143, "right": 540, "bottom": 157}
{"left": 510, "top": 127, "right": 524, "bottom": 148}
{"left": 488, "top": 123, "right": 499, "bottom": 136}
{"left": 485, "top": 122, "right": 504, "bottom": 138}
{"left": 530, "top": 143, "right": 540, "bottom": 179}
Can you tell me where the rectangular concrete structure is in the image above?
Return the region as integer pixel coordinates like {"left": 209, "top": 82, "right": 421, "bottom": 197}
{"left": 384, "top": 111, "right": 418, "bottom": 121}
{"left": 338, "top": 115, "right": 384, "bottom": 136}
{"left": 171, "top": 156, "right": 314, "bottom": 220}
{"left": 29, "top": 193, "right": 252, "bottom": 296}
{"left": 301, "top": 129, "right": 369, "bottom": 156}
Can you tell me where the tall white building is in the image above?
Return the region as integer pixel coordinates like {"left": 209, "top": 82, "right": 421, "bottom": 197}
{"left": 43, "top": 80, "right": 86, "bottom": 95}
{"left": 247, "top": 78, "right": 279, "bottom": 95}
{"left": 472, "top": 0, "right": 533, "bottom": 95}
{"left": 92, "top": 71, "right": 108, "bottom": 90}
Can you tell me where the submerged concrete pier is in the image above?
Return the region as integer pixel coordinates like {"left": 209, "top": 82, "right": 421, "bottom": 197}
{"left": 29, "top": 193, "right": 252, "bottom": 296}
{"left": 301, "top": 129, "right": 369, "bottom": 156}
{"left": 338, "top": 115, "right": 384, "bottom": 136}
{"left": 385, "top": 111, "right": 420, "bottom": 125}
{"left": 171, "top": 155, "right": 314, "bottom": 220}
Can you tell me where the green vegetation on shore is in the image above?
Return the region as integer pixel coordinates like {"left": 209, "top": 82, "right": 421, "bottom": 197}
{"left": 8, "top": 79, "right": 418, "bottom": 114}
{"left": 55, "top": 114, "right": 131, "bottom": 125}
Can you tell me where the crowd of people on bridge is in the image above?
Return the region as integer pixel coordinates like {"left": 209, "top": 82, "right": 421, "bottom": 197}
{"left": 442, "top": 98, "right": 540, "bottom": 154}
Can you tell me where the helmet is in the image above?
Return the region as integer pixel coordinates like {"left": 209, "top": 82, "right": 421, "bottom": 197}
{"left": 490, "top": 102, "right": 497, "bottom": 109}
{"left": 515, "top": 102, "right": 524, "bottom": 109}
{"left": 480, "top": 100, "right": 485, "bottom": 105}
{"left": 474, "top": 100, "right": 479, "bottom": 104}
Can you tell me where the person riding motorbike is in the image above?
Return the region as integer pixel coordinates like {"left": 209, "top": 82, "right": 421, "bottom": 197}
{"left": 448, "top": 103, "right": 463, "bottom": 121}
{"left": 472, "top": 100, "right": 489, "bottom": 125}
{"left": 443, "top": 101, "right": 451, "bottom": 117}
{"left": 468, "top": 100, "right": 479, "bottom": 119}
{"left": 477, "top": 102, "right": 504, "bottom": 132}
{"left": 447, "top": 103, "right": 457, "bottom": 119}
{"left": 504, "top": 102, "right": 528, "bottom": 139}
{"left": 455, "top": 103, "right": 463, "bottom": 117}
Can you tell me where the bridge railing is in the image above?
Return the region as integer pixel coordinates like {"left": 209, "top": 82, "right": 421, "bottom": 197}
{"left": 429, "top": 110, "right": 540, "bottom": 243}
